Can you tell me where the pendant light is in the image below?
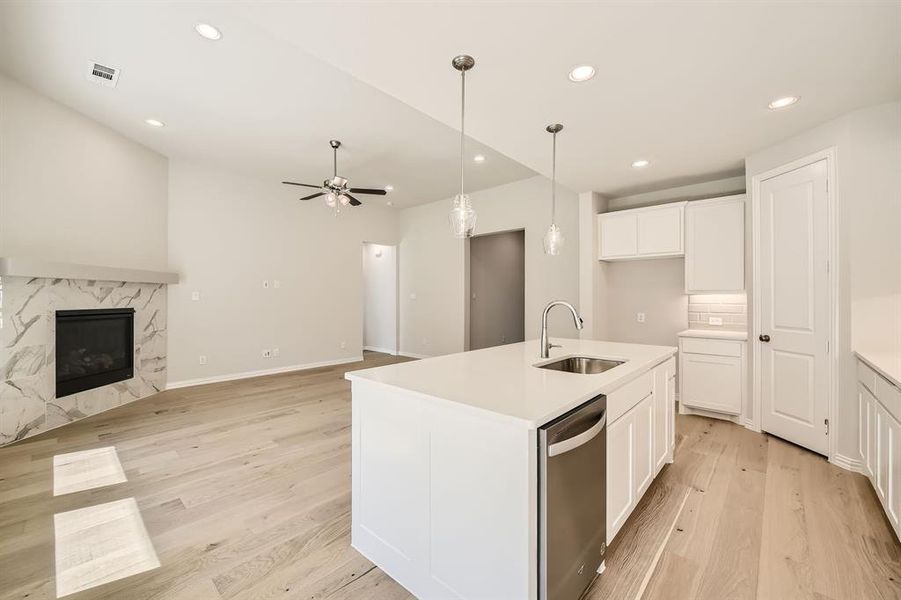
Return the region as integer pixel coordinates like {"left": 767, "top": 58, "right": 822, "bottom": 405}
{"left": 448, "top": 55, "right": 477, "bottom": 238}
{"left": 543, "top": 123, "right": 565, "bottom": 255}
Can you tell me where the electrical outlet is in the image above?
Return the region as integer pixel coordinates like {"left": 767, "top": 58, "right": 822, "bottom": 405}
{"left": 272, "top": 347, "right": 280, "bottom": 357}
{"left": 637, "top": 312, "right": 646, "bottom": 323}
{"left": 409, "top": 292, "right": 417, "bottom": 300}
{"left": 709, "top": 316, "right": 724, "bottom": 326}
{"left": 273, "top": 280, "right": 281, "bottom": 289}
{"left": 262, "top": 349, "right": 272, "bottom": 358}
{"left": 199, "top": 355, "right": 207, "bottom": 365}
{"left": 262, "top": 280, "right": 270, "bottom": 289}
{"left": 340, "top": 341, "right": 347, "bottom": 349}
{"left": 191, "top": 291, "right": 200, "bottom": 301}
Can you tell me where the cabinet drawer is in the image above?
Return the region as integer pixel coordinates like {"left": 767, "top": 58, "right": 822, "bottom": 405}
{"left": 680, "top": 337, "right": 742, "bottom": 358}
{"left": 607, "top": 371, "right": 653, "bottom": 424}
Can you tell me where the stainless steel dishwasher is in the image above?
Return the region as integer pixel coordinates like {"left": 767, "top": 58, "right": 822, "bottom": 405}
{"left": 538, "top": 395, "right": 607, "bottom": 600}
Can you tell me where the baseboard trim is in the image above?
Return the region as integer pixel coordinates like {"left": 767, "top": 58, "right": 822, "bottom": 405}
{"left": 398, "top": 351, "right": 432, "bottom": 360}
{"left": 830, "top": 453, "right": 863, "bottom": 473}
{"left": 363, "top": 345, "right": 398, "bottom": 355}
{"left": 166, "top": 356, "right": 364, "bottom": 390}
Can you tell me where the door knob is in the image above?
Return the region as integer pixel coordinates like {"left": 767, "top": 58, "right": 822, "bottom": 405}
{"left": 759, "top": 334, "right": 771, "bottom": 342}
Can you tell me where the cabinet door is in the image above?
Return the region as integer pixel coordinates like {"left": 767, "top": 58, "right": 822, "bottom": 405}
{"left": 633, "top": 394, "right": 654, "bottom": 499}
{"left": 667, "top": 374, "right": 676, "bottom": 455}
{"left": 887, "top": 411, "right": 900, "bottom": 532}
{"left": 598, "top": 212, "right": 638, "bottom": 259}
{"left": 681, "top": 352, "right": 742, "bottom": 414}
{"left": 859, "top": 384, "right": 874, "bottom": 478}
{"left": 637, "top": 205, "right": 683, "bottom": 256}
{"left": 685, "top": 196, "right": 745, "bottom": 293}
{"left": 653, "top": 362, "right": 674, "bottom": 473}
{"left": 606, "top": 412, "right": 634, "bottom": 544}
{"left": 876, "top": 403, "right": 889, "bottom": 503}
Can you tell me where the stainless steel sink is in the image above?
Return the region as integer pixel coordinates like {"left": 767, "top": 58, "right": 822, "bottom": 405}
{"left": 537, "top": 356, "right": 625, "bottom": 375}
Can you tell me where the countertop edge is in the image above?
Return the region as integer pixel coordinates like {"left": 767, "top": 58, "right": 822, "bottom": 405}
{"left": 854, "top": 350, "right": 901, "bottom": 390}
{"left": 677, "top": 329, "right": 748, "bottom": 341}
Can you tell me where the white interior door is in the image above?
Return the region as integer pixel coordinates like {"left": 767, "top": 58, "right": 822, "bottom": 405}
{"left": 759, "top": 159, "right": 829, "bottom": 455}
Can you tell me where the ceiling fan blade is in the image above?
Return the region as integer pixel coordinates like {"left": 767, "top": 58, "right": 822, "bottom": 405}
{"left": 300, "top": 192, "right": 325, "bottom": 201}
{"left": 345, "top": 194, "right": 362, "bottom": 206}
{"left": 282, "top": 181, "right": 321, "bottom": 189}
{"left": 348, "top": 187, "right": 387, "bottom": 195}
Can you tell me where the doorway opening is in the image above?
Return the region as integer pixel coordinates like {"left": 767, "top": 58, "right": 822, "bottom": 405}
{"left": 362, "top": 243, "right": 398, "bottom": 356}
{"left": 468, "top": 229, "right": 525, "bottom": 351}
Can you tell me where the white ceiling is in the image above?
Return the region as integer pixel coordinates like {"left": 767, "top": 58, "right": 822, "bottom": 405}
{"left": 235, "top": 1, "right": 901, "bottom": 196}
{"left": 1, "top": 2, "right": 899, "bottom": 203}
{"left": 0, "top": 2, "right": 534, "bottom": 209}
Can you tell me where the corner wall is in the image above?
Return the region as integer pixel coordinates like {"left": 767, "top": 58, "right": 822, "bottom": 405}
{"left": 0, "top": 74, "right": 168, "bottom": 270}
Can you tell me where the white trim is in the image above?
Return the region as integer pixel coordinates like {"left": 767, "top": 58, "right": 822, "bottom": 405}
{"left": 750, "top": 147, "right": 839, "bottom": 460}
{"left": 363, "top": 345, "right": 398, "bottom": 356}
{"left": 397, "top": 351, "right": 432, "bottom": 360}
{"left": 830, "top": 453, "right": 864, "bottom": 473}
{"left": 0, "top": 256, "right": 179, "bottom": 284}
{"left": 166, "top": 356, "right": 363, "bottom": 390}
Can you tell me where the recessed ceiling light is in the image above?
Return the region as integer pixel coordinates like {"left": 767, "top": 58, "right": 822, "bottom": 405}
{"left": 194, "top": 23, "right": 222, "bottom": 40}
{"left": 384, "top": 185, "right": 394, "bottom": 193}
{"left": 473, "top": 154, "right": 486, "bottom": 163}
{"left": 568, "top": 65, "right": 596, "bottom": 82}
{"left": 768, "top": 96, "right": 800, "bottom": 110}
{"left": 144, "top": 118, "right": 165, "bottom": 128}
{"left": 631, "top": 159, "right": 650, "bottom": 168}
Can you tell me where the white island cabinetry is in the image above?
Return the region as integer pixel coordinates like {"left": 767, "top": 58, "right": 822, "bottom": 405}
{"left": 347, "top": 339, "right": 676, "bottom": 600}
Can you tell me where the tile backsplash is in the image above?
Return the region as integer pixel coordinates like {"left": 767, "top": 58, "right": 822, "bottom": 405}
{"left": 688, "top": 293, "right": 747, "bottom": 330}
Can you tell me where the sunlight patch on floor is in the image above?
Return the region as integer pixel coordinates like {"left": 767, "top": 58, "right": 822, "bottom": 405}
{"left": 53, "top": 446, "right": 127, "bottom": 496}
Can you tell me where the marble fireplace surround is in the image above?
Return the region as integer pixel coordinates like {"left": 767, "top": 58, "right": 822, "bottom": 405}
{"left": 0, "top": 258, "right": 179, "bottom": 445}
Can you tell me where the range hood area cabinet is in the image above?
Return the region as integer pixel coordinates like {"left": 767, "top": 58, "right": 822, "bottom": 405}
{"left": 597, "top": 202, "right": 686, "bottom": 260}
{"left": 684, "top": 195, "right": 746, "bottom": 293}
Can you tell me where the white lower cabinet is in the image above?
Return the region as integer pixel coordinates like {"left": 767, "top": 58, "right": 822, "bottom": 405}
{"left": 857, "top": 358, "right": 901, "bottom": 540}
{"left": 607, "top": 358, "right": 675, "bottom": 544}
{"left": 679, "top": 335, "right": 746, "bottom": 417}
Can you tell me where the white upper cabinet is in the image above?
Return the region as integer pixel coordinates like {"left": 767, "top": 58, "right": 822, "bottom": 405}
{"left": 598, "top": 202, "right": 686, "bottom": 261}
{"left": 684, "top": 195, "right": 745, "bottom": 293}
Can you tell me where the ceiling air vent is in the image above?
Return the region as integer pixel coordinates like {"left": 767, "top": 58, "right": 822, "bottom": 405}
{"left": 86, "top": 61, "right": 120, "bottom": 88}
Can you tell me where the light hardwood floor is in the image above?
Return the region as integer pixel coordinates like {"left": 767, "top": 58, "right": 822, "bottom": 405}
{"left": 0, "top": 352, "right": 898, "bottom": 599}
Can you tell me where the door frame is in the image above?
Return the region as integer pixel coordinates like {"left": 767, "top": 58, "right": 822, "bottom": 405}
{"left": 750, "top": 147, "right": 839, "bottom": 460}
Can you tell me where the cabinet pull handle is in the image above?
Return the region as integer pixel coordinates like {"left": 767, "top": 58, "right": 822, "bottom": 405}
{"left": 759, "top": 334, "right": 771, "bottom": 342}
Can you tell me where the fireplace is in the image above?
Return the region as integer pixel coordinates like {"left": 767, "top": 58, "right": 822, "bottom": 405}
{"left": 55, "top": 308, "right": 135, "bottom": 398}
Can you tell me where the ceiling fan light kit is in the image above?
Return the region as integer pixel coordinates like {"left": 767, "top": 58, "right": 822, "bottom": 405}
{"left": 543, "top": 123, "right": 565, "bottom": 255}
{"left": 448, "top": 54, "right": 478, "bottom": 239}
{"left": 282, "top": 138, "right": 387, "bottom": 213}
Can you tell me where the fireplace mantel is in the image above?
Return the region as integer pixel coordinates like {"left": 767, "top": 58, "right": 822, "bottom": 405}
{"left": 0, "top": 257, "right": 179, "bottom": 285}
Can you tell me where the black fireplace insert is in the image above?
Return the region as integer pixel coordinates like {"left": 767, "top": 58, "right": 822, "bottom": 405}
{"left": 55, "top": 308, "right": 135, "bottom": 398}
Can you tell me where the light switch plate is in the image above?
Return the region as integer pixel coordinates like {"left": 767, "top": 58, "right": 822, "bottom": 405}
{"left": 191, "top": 291, "right": 200, "bottom": 301}
{"left": 637, "top": 312, "right": 646, "bottom": 323}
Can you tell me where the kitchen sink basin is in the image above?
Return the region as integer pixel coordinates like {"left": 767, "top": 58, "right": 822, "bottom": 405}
{"left": 537, "top": 356, "right": 625, "bottom": 375}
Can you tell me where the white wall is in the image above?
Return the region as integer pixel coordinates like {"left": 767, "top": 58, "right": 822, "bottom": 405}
{"left": 399, "top": 176, "right": 580, "bottom": 357}
{"left": 604, "top": 258, "right": 688, "bottom": 346}
{"left": 363, "top": 243, "right": 398, "bottom": 354}
{"left": 0, "top": 74, "right": 168, "bottom": 270}
{"left": 167, "top": 159, "right": 398, "bottom": 385}
{"left": 745, "top": 100, "right": 901, "bottom": 464}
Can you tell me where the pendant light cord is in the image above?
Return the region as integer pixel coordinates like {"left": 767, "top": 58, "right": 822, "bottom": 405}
{"left": 460, "top": 68, "right": 466, "bottom": 197}
{"left": 551, "top": 129, "right": 557, "bottom": 224}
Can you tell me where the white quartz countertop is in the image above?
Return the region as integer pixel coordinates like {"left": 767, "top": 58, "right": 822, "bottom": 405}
{"left": 678, "top": 329, "right": 748, "bottom": 341}
{"left": 346, "top": 339, "right": 676, "bottom": 428}
{"left": 854, "top": 349, "right": 901, "bottom": 390}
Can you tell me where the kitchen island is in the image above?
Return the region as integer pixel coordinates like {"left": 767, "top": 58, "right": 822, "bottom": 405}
{"left": 346, "top": 338, "right": 677, "bottom": 600}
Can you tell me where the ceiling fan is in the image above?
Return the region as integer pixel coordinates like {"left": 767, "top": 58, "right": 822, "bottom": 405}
{"left": 282, "top": 140, "right": 387, "bottom": 208}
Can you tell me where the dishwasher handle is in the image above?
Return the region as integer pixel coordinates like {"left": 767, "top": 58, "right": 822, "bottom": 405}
{"left": 547, "top": 411, "right": 606, "bottom": 457}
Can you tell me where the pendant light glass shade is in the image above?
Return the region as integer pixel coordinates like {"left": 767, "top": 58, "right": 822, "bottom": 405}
{"left": 449, "top": 193, "right": 477, "bottom": 238}
{"left": 449, "top": 55, "right": 477, "bottom": 238}
{"left": 543, "top": 222, "right": 565, "bottom": 255}
{"left": 543, "top": 123, "right": 565, "bottom": 255}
